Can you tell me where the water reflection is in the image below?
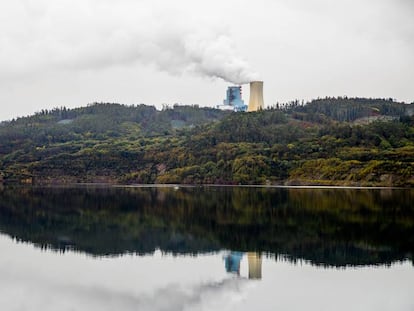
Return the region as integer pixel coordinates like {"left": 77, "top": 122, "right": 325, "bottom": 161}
{"left": 0, "top": 186, "right": 413, "bottom": 267}
{"left": 0, "top": 235, "right": 254, "bottom": 311}
{"left": 224, "top": 252, "right": 244, "bottom": 275}
{"left": 247, "top": 253, "right": 262, "bottom": 279}
{"left": 224, "top": 252, "right": 262, "bottom": 279}
{"left": 1, "top": 233, "right": 412, "bottom": 311}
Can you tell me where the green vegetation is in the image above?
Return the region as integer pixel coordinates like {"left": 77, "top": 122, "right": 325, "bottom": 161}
{"left": 0, "top": 98, "right": 413, "bottom": 186}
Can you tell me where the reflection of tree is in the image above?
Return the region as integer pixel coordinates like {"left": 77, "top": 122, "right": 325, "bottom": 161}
{"left": 0, "top": 186, "right": 413, "bottom": 266}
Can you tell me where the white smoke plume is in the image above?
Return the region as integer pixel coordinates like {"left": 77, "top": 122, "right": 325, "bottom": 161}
{"left": 1, "top": 272, "right": 253, "bottom": 311}
{"left": 0, "top": 0, "right": 259, "bottom": 85}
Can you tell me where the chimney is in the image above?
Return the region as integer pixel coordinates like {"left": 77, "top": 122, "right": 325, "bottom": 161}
{"left": 248, "top": 81, "right": 264, "bottom": 112}
{"left": 247, "top": 252, "right": 262, "bottom": 279}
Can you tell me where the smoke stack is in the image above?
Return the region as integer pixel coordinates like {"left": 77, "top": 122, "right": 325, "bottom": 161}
{"left": 247, "top": 252, "right": 262, "bottom": 280}
{"left": 248, "top": 81, "right": 264, "bottom": 112}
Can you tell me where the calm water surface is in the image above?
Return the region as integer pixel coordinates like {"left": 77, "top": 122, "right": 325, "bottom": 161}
{"left": 0, "top": 186, "right": 413, "bottom": 311}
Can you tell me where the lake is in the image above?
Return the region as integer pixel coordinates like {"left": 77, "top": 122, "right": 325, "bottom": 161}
{"left": 0, "top": 185, "right": 413, "bottom": 311}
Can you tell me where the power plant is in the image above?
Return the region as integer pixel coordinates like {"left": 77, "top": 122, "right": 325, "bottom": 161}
{"left": 248, "top": 81, "right": 264, "bottom": 112}
{"left": 218, "top": 81, "right": 264, "bottom": 112}
{"left": 218, "top": 86, "right": 248, "bottom": 112}
{"left": 224, "top": 251, "right": 262, "bottom": 279}
{"left": 247, "top": 252, "right": 262, "bottom": 279}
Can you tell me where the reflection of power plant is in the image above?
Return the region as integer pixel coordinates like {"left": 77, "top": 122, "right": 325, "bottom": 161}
{"left": 224, "top": 251, "right": 262, "bottom": 280}
{"left": 247, "top": 252, "right": 262, "bottom": 279}
{"left": 225, "top": 251, "right": 244, "bottom": 275}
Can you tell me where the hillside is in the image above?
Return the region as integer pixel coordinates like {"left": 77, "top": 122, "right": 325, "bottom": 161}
{"left": 0, "top": 98, "right": 413, "bottom": 186}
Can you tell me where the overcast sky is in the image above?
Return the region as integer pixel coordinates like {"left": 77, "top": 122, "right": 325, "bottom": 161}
{"left": 1, "top": 0, "right": 413, "bottom": 121}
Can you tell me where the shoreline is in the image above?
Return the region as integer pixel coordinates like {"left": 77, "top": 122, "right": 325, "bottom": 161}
{"left": 1, "top": 182, "right": 410, "bottom": 190}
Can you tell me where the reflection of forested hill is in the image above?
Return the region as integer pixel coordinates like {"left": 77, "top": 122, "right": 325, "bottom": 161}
{"left": 0, "top": 186, "right": 413, "bottom": 266}
{"left": 1, "top": 100, "right": 413, "bottom": 186}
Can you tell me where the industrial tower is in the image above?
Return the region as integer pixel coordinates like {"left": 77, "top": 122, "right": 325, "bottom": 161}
{"left": 248, "top": 81, "right": 264, "bottom": 112}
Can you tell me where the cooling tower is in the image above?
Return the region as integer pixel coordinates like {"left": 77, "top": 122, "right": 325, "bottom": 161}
{"left": 248, "top": 81, "right": 264, "bottom": 112}
{"left": 247, "top": 252, "right": 262, "bottom": 279}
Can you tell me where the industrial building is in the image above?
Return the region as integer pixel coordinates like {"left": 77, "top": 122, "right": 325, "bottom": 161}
{"left": 247, "top": 252, "right": 262, "bottom": 279}
{"left": 218, "top": 81, "right": 264, "bottom": 112}
{"left": 218, "top": 86, "right": 248, "bottom": 112}
{"left": 224, "top": 251, "right": 262, "bottom": 279}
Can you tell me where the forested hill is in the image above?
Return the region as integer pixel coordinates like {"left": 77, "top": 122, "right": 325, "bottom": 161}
{"left": 0, "top": 98, "right": 413, "bottom": 186}
{"left": 286, "top": 97, "right": 410, "bottom": 122}
{"left": 0, "top": 103, "right": 228, "bottom": 142}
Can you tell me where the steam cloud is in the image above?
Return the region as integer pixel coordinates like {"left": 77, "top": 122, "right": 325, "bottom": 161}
{"left": 0, "top": 1, "right": 259, "bottom": 85}
{"left": 2, "top": 272, "right": 252, "bottom": 311}
{"left": 156, "top": 31, "right": 260, "bottom": 85}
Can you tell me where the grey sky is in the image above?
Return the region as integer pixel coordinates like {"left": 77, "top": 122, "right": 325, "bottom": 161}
{"left": 0, "top": 0, "right": 413, "bottom": 121}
